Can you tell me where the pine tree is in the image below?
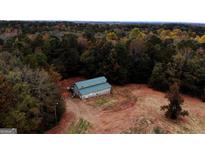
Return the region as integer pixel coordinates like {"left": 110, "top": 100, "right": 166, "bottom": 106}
{"left": 161, "top": 83, "right": 189, "bottom": 120}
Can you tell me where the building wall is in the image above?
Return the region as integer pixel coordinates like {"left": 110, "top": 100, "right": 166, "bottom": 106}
{"left": 80, "top": 88, "right": 111, "bottom": 99}
{"left": 73, "top": 85, "right": 80, "bottom": 96}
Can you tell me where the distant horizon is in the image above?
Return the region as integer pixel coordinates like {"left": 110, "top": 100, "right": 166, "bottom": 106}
{"left": 1, "top": 20, "right": 205, "bottom": 25}
{"left": 1, "top": 0, "right": 205, "bottom": 24}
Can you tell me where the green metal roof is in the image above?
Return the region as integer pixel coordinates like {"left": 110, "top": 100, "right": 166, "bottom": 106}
{"left": 79, "top": 82, "right": 111, "bottom": 95}
{"left": 75, "top": 76, "right": 107, "bottom": 89}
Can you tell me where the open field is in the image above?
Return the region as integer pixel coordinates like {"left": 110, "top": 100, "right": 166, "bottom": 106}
{"left": 47, "top": 77, "right": 205, "bottom": 134}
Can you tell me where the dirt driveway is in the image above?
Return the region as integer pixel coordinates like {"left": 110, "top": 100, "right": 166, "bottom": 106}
{"left": 47, "top": 77, "right": 205, "bottom": 134}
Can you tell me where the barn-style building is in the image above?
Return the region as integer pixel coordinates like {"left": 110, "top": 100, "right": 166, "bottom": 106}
{"left": 71, "top": 76, "right": 111, "bottom": 99}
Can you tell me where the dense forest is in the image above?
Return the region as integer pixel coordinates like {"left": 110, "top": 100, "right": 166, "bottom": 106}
{"left": 0, "top": 21, "right": 205, "bottom": 133}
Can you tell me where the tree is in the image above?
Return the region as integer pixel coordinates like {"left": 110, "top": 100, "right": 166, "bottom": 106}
{"left": 109, "top": 43, "right": 129, "bottom": 84}
{"left": 83, "top": 29, "right": 95, "bottom": 41}
{"left": 129, "top": 28, "right": 145, "bottom": 40}
{"left": 31, "top": 34, "right": 44, "bottom": 49}
{"left": 161, "top": 83, "right": 189, "bottom": 120}
{"left": 0, "top": 51, "right": 64, "bottom": 133}
{"left": 202, "top": 88, "right": 205, "bottom": 102}
{"left": 166, "top": 49, "right": 191, "bottom": 85}
{"left": 198, "top": 34, "right": 205, "bottom": 43}
{"left": 149, "top": 63, "right": 169, "bottom": 91}
{"left": 80, "top": 40, "right": 112, "bottom": 77}
{"left": 106, "top": 32, "right": 118, "bottom": 41}
{"left": 80, "top": 40, "right": 129, "bottom": 84}
{"left": 128, "top": 37, "right": 146, "bottom": 55}
{"left": 128, "top": 52, "right": 153, "bottom": 83}
{"left": 80, "top": 49, "right": 96, "bottom": 76}
{"left": 181, "top": 50, "right": 205, "bottom": 98}
{"left": 145, "top": 34, "right": 175, "bottom": 64}
{"left": 43, "top": 35, "right": 61, "bottom": 63}
{"left": 0, "top": 38, "right": 4, "bottom": 46}
{"left": 24, "top": 52, "right": 47, "bottom": 69}
{"left": 177, "top": 40, "right": 198, "bottom": 50}
{"left": 0, "top": 75, "right": 16, "bottom": 113}
{"left": 43, "top": 34, "right": 81, "bottom": 77}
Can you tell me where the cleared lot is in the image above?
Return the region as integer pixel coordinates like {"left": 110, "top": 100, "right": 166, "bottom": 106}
{"left": 47, "top": 77, "right": 205, "bottom": 134}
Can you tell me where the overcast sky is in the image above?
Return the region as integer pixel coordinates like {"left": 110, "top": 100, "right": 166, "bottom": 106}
{"left": 0, "top": 0, "right": 204, "bottom": 23}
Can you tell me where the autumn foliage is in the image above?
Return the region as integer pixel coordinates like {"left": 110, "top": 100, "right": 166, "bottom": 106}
{"left": 0, "top": 21, "right": 205, "bottom": 132}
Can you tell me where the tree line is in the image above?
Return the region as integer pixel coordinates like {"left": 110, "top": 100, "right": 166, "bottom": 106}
{"left": 0, "top": 21, "right": 205, "bottom": 133}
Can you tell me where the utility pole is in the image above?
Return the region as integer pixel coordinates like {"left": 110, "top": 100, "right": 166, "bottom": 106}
{"left": 54, "top": 102, "right": 59, "bottom": 124}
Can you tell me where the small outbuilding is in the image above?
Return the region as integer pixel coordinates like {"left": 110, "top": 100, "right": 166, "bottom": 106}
{"left": 70, "top": 76, "right": 111, "bottom": 99}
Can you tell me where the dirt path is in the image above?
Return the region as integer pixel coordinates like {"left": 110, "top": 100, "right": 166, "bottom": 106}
{"left": 46, "top": 112, "right": 75, "bottom": 134}
{"left": 46, "top": 77, "right": 84, "bottom": 134}
{"left": 47, "top": 78, "right": 205, "bottom": 134}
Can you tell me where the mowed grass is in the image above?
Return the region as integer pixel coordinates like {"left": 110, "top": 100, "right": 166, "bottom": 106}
{"left": 68, "top": 118, "right": 91, "bottom": 134}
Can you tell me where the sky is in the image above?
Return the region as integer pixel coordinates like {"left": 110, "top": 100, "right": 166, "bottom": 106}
{"left": 0, "top": 0, "right": 204, "bottom": 23}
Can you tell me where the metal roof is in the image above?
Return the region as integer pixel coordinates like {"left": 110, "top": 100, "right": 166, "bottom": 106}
{"left": 75, "top": 76, "right": 107, "bottom": 89}
{"left": 79, "top": 82, "right": 111, "bottom": 95}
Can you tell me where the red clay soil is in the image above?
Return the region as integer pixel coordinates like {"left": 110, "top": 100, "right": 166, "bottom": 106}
{"left": 47, "top": 77, "right": 205, "bottom": 134}
{"left": 46, "top": 77, "right": 85, "bottom": 134}
{"left": 59, "top": 76, "right": 85, "bottom": 98}
{"left": 103, "top": 101, "right": 135, "bottom": 112}
{"left": 46, "top": 112, "right": 75, "bottom": 134}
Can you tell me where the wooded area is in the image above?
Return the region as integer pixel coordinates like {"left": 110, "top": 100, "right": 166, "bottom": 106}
{"left": 0, "top": 21, "right": 205, "bottom": 133}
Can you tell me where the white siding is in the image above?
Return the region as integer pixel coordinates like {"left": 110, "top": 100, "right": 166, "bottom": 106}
{"left": 81, "top": 88, "right": 111, "bottom": 99}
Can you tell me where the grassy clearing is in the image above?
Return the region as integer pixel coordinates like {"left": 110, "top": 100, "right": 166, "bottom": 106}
{"left": 95, "top": 97, "right": 116, "bottom": 107}
{"left": 96, "top": 98, "right": 109, "bottom": 106}
{"left": 68, "top": 118, "right": 91, "bottom": 134}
